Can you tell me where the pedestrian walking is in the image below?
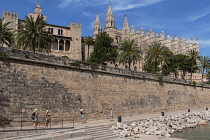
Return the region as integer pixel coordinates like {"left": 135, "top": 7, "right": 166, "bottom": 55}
{"left": 45, "top": 110, "right": 52, "bottom": 128}
{"left": 31, "top": 109, "right": 39, "bottom": 129}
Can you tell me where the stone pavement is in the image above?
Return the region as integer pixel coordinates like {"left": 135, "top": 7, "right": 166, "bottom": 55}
{"left": 1, "top": 109, "right": 204, "bottom": 139}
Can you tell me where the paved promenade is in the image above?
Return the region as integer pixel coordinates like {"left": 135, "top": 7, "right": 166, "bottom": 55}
{"left": 1, "top": 109, "right": 204, "bottom": 139}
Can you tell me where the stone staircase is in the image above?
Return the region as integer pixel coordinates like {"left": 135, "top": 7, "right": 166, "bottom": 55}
{"left": 1, "top": 125, "right": 123, "bottom": 140}
{"left": 82, "top": 125, "right": 119, "bottom": 140}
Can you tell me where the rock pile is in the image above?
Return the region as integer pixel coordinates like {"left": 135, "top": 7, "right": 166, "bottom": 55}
{"left": 110, "top": 111, "right": 210, "bottom": 138}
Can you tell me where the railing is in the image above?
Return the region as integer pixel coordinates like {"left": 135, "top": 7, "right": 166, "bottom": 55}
{"left": 0, "top": 116, "right": 74, "bottom": 132}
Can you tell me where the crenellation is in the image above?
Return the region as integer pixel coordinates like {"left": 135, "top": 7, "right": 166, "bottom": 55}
{"left": 167, "top": 34, "right": 172, "bottom": 40}
{"left": 160, "top": 30, "right": 164, "bottom": 38}
{"left": 196, "top": 36, "right": 199, "bottom": 44}
{"left": 136, "top": 29, "right": 140, "bottom": 34}
{"left": 69, "top": 22, "right": 82, "bottom": 27}
{"left": 2, "top": 10, "right": 19, "bottom": 30}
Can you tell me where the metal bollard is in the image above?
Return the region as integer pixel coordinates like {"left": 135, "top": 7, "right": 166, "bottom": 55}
{"left": 118, "top": 116, "right": 122, "bottom": 122}
{"left": 161, "top": 112, "right": 164, "bottom": 116}
{"left": 188, "top": 109, "right": 190, "bottom": 112}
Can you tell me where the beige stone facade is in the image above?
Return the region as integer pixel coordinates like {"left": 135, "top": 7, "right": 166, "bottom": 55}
{"left": 0, "top": 46, "right": 210, "bottom": 119}
{"left": 2, "top": 3, "right": 82, "bottom": 60}
{"left": 94, "top": 4, "right": 201, "bottom": 81}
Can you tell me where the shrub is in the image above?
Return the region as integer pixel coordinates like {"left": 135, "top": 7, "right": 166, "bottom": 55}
{"left": 0, "top": 52, "right": 9, "bottom": 60}
{"left": 193, "top": 81, "right": 197, "bottom": 88}
{"left": 158, "top": 74, "right": 163, "bottom": 83}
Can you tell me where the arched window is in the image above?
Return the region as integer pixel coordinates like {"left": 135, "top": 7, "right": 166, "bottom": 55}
{"left": 59, "top": 45, "right": 63, "bottom": 50}
{"left": 58, "top": 29, "right": 60, "bottom": 35}
{"left": 134, "top": 66, "right": 137, "bottom": 71}
{"left": 61, "top": 29, "right": 63, "bottom": 35}
{"left": 125, "top": 65, "right": 129, "bottom": 70}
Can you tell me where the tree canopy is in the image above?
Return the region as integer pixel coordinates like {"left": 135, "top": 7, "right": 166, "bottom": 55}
{"left": 16, "top": 15, "right": 53, "bottom": 53}
{"left": 0, "top": 18, "right": 13, "bottom": 47}
{"left": 84, "top": 36, "right": 94, "bottom": 59}
{"left": 200, "top": 56, "right": 210, "bottom": 82}
{"left": 88, "top": 32, "right": 118, "bottom": 65}
{"left": 117, "top": 40, "right": 142, "bottom": 70}
{"left": 144, "top": 42, "right": 171, "bottom": 73}
{"left": 186, "top": 49, "right": 200, "bottom": 80}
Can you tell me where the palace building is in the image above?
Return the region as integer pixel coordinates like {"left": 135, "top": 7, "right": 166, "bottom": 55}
{"left": 2, "top": 2, "right": 82, "bottom": 60}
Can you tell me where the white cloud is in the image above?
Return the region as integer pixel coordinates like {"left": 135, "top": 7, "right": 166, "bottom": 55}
{"left": 82, "top": 11, "right": 95, "bottom": 17}
{"left": 58, "top": 0, "right": 165, "bottom": 9}
{"left": 112, "top": 0, "right": 165, "bottom": 11}
{"left": 200, "top": 40, "right": 210, "bottom": 47}
{"left": 187, "top": 11, "right": 210, "bottom": 22}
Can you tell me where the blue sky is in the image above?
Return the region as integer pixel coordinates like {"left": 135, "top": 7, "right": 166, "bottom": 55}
{"left": 0, "top": 0, "right": 210, "bottom": 57}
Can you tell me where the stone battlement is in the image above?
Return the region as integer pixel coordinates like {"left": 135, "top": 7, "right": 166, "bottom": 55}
{"left": 138, "top": 28, "right": 198, "bottom": 45}
{"left": 2, "top": 10, "right": 18, "bottom": 16}
{"left": 69, "top": 22, "right": 82, "bottom": 27}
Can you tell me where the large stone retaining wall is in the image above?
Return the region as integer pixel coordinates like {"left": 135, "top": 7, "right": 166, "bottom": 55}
{"left": 0, "top": 46, "right": 210, "bottom": 120}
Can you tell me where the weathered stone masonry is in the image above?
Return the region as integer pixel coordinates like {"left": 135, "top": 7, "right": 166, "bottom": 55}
{"left": 0, "top": 46, "right": 210, "bottom": 120}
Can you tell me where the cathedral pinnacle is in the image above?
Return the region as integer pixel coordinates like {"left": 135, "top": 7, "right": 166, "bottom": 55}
{"left": 94, "top": 11, "right": 102, "bottom": 35}
{"left": 123, "top": 14, "right": 129, "bottom": 31}
{"left": 105, "top": 2, "right": 115, "bottom": 28}
{"left": 95, "top": 12, "right": 101, "bottom": 25}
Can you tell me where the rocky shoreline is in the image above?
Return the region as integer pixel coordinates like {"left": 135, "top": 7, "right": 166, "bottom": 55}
{"left": 110, "top": 111, "right": 210, "bottom": 138}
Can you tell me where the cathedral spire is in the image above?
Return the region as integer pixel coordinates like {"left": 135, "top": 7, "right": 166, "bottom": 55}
{"left": 94, "top": 11, "right": 102, "bottom": 35}
{"left": 123, "top": 15, "right": 129, "bottom": 31}
{"left": 105, "top": 2, "right": 115, "bottom": 28}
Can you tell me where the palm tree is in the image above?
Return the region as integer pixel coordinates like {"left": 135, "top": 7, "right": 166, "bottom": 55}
{"left": 144, "top": 42, "right": 170, "bottom": 73}
{"left": 117, "top": 40, "right": 142, "bottom": 70}
{"left": 0, "top": 18, "right": 13, "bottom": 47}
{"left": 84, "top": 36, "right": 94, "bottom": 59}
{"left": 16, "top": 15, "right": 53, "bottom": 53}
{"left": 187, "top": 49, "right": 200, "bottom": 81}
{"left": 200, "top": 56, "right": 210, "bottom": 82}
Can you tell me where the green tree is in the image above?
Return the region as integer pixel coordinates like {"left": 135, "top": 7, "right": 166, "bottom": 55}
{"left": 88, "top": 32, "right": 118, "bottom": 64}
{"left": 207, "top": 71, "right": 210, "bottom": 83}
{"left": 200, "top": 56, "right": 210, "bottom": 82}
{"left": 117, "top": 40, "right": 142, "bottom": 70}
{"left": 187, "top": 49, "right": 200, "bottom": 81}
{"left": 84, "top": 36, "right": 94, "bottom": 59}
{"left": 144, "top": 42, "right": 171, "bottom": 73}
{"left": 16, "top": 15, "right": 53, "bottom": 53}
{"left": 170, "top": 54, "right": 192, "bottom": 79}
{"left": 143, "top": 61, "right": 158, "bottom": 73}
{"left": 0, "top": 18, "right": 13, "bottom": 47}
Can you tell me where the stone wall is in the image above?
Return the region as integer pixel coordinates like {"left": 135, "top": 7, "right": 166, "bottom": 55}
{"left": 0, "top": 46, "right": 210, "bottom": 121}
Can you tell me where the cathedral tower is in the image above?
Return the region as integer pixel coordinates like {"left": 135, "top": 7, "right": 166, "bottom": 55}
{"left": 105, "top": 3, "right": 115, "bottom": 28}
{"left": 104, "top": 2, "right": 117, "bottom": 41}
{"left": 94, "top": 12, "right": 102, "bottom": 36}
{"left": 2, "top": 11, "right": 18, "bottom": 30}
{"left": 122, "top": 15, "right": 130, "bottom": 39}
{"left": 28, "top": 0, "right": 47, "bottom": 21}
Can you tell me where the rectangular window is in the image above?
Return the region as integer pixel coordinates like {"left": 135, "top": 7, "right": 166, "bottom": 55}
{"left": 58, "top": 29, "right": 60, "bottom": 35}
{"left": 51, "top": 28, "right": 54, "bottom": 34}
{"left": 61, "top": 29, "right": 63, "bottom": 35}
